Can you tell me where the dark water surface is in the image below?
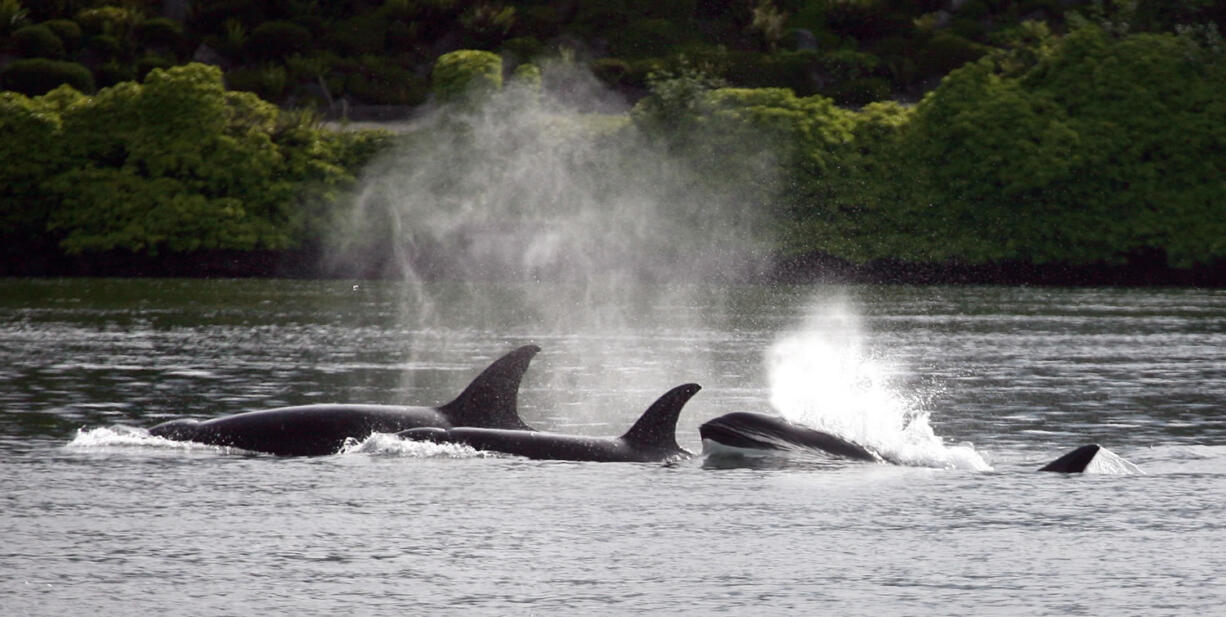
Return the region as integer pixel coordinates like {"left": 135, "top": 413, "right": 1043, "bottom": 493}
{"left": 2, "top": 279, "right": 1224, "bottom": 616}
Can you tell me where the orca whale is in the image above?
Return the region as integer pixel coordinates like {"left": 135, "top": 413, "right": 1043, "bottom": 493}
{"left": 1038, "top": 444, "right": 1142, "bottom": 474}
{"left": 701, "top": 413, "right": 1139, "bottom": 474}
{"left": 699, "top": 411, "right": 883, "bottom": 462}
{"left": 147, "top": 344, "right": 540, "bottom": 456}
{"left": 1038, "top": 444, "right": 1113, "bottom": 473}
{"left": 397, "top": 383, "right": 702, "bottom": 462}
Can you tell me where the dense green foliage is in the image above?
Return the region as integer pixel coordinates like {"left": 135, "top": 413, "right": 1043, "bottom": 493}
{"left": 3, "top": 0, "right": 1222, "bottom": 109}
{"left": 0, "top": 57, "right": 93, "bottom": 95}
{"left": 625, "top": 21, "right": 1226, "bottom": 269}
{"left": 0, "top": 63, "right": 388, "bottom": 256}
{"left": 0, "top": 2, "right": 1223, "bottom": 277}
{"left": 431, "top": 49, "right": 503, "bottom": 103}
{"left": 12, "top": 24, "right": 66, "bottom": 58}
{"left": 793, "top": 24, "right": 1226, "bottom": 267}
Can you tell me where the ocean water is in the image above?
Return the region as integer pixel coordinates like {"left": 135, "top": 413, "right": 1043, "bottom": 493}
{"left": 2, "top": 279, "right": 1224, "bottom": 616}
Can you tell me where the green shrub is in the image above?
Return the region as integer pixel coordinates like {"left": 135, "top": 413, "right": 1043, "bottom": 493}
{"left": 0, "top": 0, "right": 29, "bottom": 37}
{"left": 725, "top": 51, "right": 821, "bottom": 95}
{"left": 0, "top": 90, "right": 66, "bottom": 240}
{"left": 432, "top": 49, "right": 502, "bottom": 104}
{"left": 956, "top": 0, "right": 992, "bottom": 21}
{"left": 75, "top": 6, "right": 136, "bottom": 37}
{"left": 210, "top": 18, "right": 247, "bottom": 58}
{"left": 336, "top": 55, "right": 427, "bottom": 105}
{"left": 823, "top": 76, "right": 892, "bottom": 106}
{"left": 85, "top": 33, "right": 124, "bottom": 60}
{"left": 824, "top": 0, "right": 909, "bottom": 41}
{"left": 509, "top": 62, "right": 542, "bottom": 92}
{"left": 697, "top": 87, "right": 855, "bottom": 154}
{"left": 609, "top": 18, "right": 684, "bottom": 58}
{"left": 630, "top": 63, "right": 727, "bottom": 138}
{"left": 917, "top": 32, "right": 991, "bottom": 78}
{"left": 246, "top": 20, "right": 312, "bottom": 61}
{"left": 637, "top": 82, "right": 858, "bottom": 237}
{"left": 225, "top": 64, "right": 289, "bottom": 101}
{"left": 134, "top": 17, "right": 184, "bottom": 50}
{"left": 0, "top": 58, "right": 94, "bottom": 95}
{"left": 513, "top": 5, "right": 562, "bottom": 39}
{"left": 638, "top": 0, "right": 696, "bottom": 24}
{"left": 591, "top": 57, "right": 632, "bottom": 87}
{"left": 501, "top": 36, "right": 544, "bottom": 62}
{"left": 384, "top": 20, "right": 417, "bottom": 52}
{"left": 822, "top": 24, "right": 1226, "bottom": 267}
{"left": 950, "top": 16, "right": 987, "bottom": 40}
{"left": 94, "top": 61, "right": 135, "bottom": 88}
{"left": 459, "top": 3, "right": 515, "bottom": 47}
{"left": 322, "top": 14, "right": 387, "bottom": 56}
{"left": 820, "top": 49, "right": 880, "bottom": 81}
{"left": 45, "top": 63, "right": 317, "bottom": 254}
{"left": 12, "top": 24, "right": 64, "bottom": 58}
{"left": 379, "top": 0, "right": 422, "bottom": 21}
{"left": 135, "top": 54, "right": 174, "bottom": 80}
{"left": 285, "top": 53, "right": 335, "bottom": 83}
{"left": 572, "top": 3, "right": 630, "bottom": 38}
{"left": 0, "top": 62, "right": 391, "bottom": 258}
{"left": 42, "top": 19, "right": 82, "bottom": 51}
{"left": 186, "top": 0, "right": 266, "bottom": 34}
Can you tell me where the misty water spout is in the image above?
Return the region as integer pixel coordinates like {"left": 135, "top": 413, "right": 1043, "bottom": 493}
{"left": 767, "top": 295, "right": 991, "bottom": 471}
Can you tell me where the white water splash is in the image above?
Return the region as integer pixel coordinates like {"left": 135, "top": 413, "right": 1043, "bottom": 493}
{"left": 766, "top": 296, "right": 991, "bottom": 471}
{"left": 338, "top": 432, "right": 491, "bottom": 458}
{"left": 1084, "top": 447, "right": 1144, "bottom": 475}
{"left": 332, "top": 60, "right": 778, "bottom": 406}
{"left": 65, "top": 426, "right": 226, "bottom": 453}
{"left": 67, "top": 427, "right": 490, "bottom": 459}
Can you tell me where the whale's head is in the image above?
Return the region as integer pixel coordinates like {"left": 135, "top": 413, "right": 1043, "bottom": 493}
{"left": 698, "top": 412, "right": 791, "bottom": 452}
{"left": 147, "top": 418, "right": 201, "bottom": 442}
{"left": 699, "top": 412, "right": 882, "bottom": 461}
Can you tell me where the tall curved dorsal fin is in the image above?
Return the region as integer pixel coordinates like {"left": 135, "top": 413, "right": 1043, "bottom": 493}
{"left": 440, "top": 345, "right": 539, "bottom": 430}
{"left": 620, "top": 383, "right": 701, "bottom": 451}
{"left": 1038, "top": 443, "right": 1101, "bottom": 472}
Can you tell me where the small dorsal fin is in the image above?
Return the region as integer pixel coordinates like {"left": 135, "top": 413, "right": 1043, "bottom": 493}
{"left": 1039, "top": 443, "right": 1101, "bottom": 472}
{"left": 439, "top": 345, "right": 539, "bottom": 430}
{"left": 620, "top": 383, "right": 701, "bottom": 450}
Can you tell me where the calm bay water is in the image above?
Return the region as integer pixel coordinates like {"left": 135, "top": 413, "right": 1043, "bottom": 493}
{"left": 2, "top": 278, "right": 1224, "bottom": 616}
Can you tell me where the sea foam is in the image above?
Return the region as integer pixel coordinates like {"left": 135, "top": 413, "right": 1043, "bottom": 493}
{"left": 766, "top": 296, "right": 992, "bottom": 471}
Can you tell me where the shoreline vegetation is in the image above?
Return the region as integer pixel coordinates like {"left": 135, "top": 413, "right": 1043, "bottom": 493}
{"left": 2, "top": 1, "right": 1224, "bottom": 286}
{"left": 6, "top": 245, "right": 1226, "bottom": 287}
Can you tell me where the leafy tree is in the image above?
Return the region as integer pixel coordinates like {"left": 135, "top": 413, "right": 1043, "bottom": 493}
{"left": 782, "top": 100, "right": 915, "bottom": 262}
{"left": 508, "top": 62, "right": 542, "bottom": 93}
{"left": 431, "top": 49, "right": 502, "bottom": 103}
{"left": 807, "top": 23, "right": 1226, "bottom": 268}
{"left": 630, "top": 63, "right": 727, "bottom": 141}
{"left": 459, "top": 3, "right": 515, "bottom": 47}
{"left": 0, "top": 90, "right": 66, "bottom": 242}
{"left": 133, "top": 17, "right": 184, "bottom": 51}
{"left": 635, "top": 70, "right": 858, "bottom": 244}
{"left": 0, "top": 58, "right": 94, "bottom": 95}
{"left": 75, "top": 5, "right": 137, "bottom": 37}
{"left": 35, "top": 63, "right": 387, "bottom": 256}
{"left": 12, "top": 23, "right": 64, "bottom": 58}
{"left": 0, "top": 0, "right": 29, "bottom": 37}
{"left": 42, "top": 18, "right": 82, "bottom": 50}
{"left": 246, "top": 20, "right": 311, "bottom": 61}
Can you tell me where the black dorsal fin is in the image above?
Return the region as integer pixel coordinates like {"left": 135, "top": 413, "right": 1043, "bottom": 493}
{"left": 1039, "top": 443, "right": 1101, "bottom": 473}
{"left": 620, "top": 383, "right": 701, "bottom": 451}
{"left": 439, "top": 345, "right": 539, "bottom": 430}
